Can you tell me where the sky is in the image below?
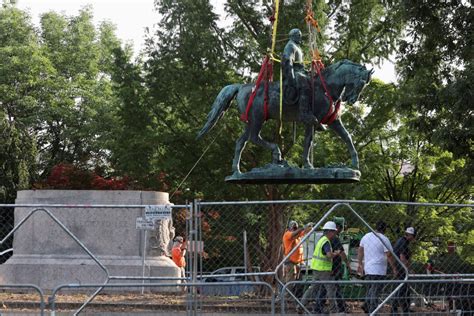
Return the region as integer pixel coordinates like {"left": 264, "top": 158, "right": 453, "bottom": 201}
{"left": 15, "top": 0, "right": 396, "bottom": 83}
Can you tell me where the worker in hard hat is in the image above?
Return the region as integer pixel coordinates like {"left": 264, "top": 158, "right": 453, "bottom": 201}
{"left": 282, "top": 220, "right": 313, "bottom": 284}
{"left": 171, "top": 236, "right": 187, "bottom": 284}
{"left": 298, "top": 221, "right": 342, "bottom": 314}
{"left": 314, "top": 220, "right": 351, "bottom": 313}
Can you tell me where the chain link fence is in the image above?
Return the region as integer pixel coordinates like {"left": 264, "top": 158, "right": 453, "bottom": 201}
{"left": 0, "top": 205, "right": 13, "bottom": 264}
{"left": 281, "top": 278, "right": 474, "bottom": 315}
{"left": 194, "top": 200, "right": 473, "bottom": 315}
{"left": 0, "top": 199, "right": 472, "bottom": 315}
{"left": 196, "top": 200, "right": 473, "bottom": 277}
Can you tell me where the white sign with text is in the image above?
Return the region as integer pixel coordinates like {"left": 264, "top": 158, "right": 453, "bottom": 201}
{"left": 145, "top": 204, "right": 172, "bottom": 221}
{"left": 136, "top": 217, "right": 156, "bottom": 230}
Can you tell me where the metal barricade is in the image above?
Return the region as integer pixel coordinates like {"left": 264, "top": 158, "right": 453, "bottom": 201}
{"left": 0, "top": 199, "right": 472, "bottom": 315}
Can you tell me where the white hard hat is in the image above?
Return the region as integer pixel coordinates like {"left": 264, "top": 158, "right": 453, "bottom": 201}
{"left": 322, "top": 221, "right": 337, "bottom": 231}
{"left": 405, "top": 227, "right": 415, "bottom": 235}
{"left": 288, "top": 220, "right": 298, "bottom": 229}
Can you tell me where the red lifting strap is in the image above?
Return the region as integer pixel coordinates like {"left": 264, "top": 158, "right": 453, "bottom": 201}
{"left": 312, "top": 60, "right": 341, "bottom": 126}
{"left": 321, "top": 99, "right": 341, "bottom": 125}
{"left": 241, "top": 56, "right": 272, "bottom": 123}
{"left": 263, "top": 61, "right": 273, "bottom": 121}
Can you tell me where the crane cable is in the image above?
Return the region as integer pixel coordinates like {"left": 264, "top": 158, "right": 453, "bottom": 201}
{"left": 269, "top": 0, "right": 283, "bottom": 134}
{"left": 272, "top": 0, "right": 283, "bottom": 134}
{"left": 270, "top": 0, "right": 280, "bottom": 58}
{"left": 304, "top": 0, "right": 326, "bottom": 164}
{"left": 170, "top": 125, "right": 222, "bottom": 200}
{"left": 241, "top": 0, "right": 281, "bottom": 125}
{"left": 305, "top": 1, "right": 340, "bottom": 126}
{"left": 305, "top": 0, "right": 322, "bottom": 62}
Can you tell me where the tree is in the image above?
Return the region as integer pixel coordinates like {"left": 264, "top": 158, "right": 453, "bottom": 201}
{"left": 0, "top": 5, "right": 125, "bottom": 197}
{"left": 396, "top": 0, "right": 472, "bottom": 169}
{"left": 37, "top": 7, "right": 122, "bottom": 174}
{"left": 328, "top": 0, "right": 403, "bottom": 64}
{"left": 0, "top": 109, "right": 36, "bottom": 203}
{"left": 0, "top": 6, "right": 47, "bottom": 202}
{"left": 325, "top": 78, "right": 473, "bottom": 263}
{"left": 108, "top": 46, "right": 160, "bottom": 187}
{"left": 0, "top": 4, "right": 39, "bottom": 261}
{"left": 144, "top": 0, "right": 245, "bottom": 198}
{"left": 391, "top": 1, "right": 473, "bottom": 261}
{"left": 144, "top": 0, "right": 469, "bottom": 276}
{"left": 1, "top": 1, "right": 471, "bottom": 272}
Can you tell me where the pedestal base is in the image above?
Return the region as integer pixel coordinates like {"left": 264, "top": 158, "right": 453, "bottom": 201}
{"left": 225, "top": 164, "right": 361, "bottom": 184}
{"left": 0, "top": 190, "right": 180, "bottom": 292}
{"left": 0, "top": 254, "right": 179, "bottom": 292}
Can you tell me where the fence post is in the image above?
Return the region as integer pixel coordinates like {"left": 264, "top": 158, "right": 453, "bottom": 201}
{"left": 244, "top": 229, "right": 248, "bottom": 274}
{"left": 141, "top": 230, "right": 147, "bottom": 294}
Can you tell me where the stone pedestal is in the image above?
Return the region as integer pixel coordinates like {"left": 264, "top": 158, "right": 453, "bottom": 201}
{"left": 0, "top": 190, "right": 180, "bottom": 292}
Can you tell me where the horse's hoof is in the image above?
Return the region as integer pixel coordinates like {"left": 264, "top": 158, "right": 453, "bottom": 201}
{"left": 303, "top": 163, "right": 314, "bottom": 169}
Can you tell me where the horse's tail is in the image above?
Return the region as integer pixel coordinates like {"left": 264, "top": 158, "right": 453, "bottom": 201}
{"left": 196, "top": 84, "right": 241, "bottom": 139}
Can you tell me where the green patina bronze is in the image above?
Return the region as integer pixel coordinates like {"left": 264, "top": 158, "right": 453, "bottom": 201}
{"left": 197, "top": 29, "right": 373, "bottom": 184}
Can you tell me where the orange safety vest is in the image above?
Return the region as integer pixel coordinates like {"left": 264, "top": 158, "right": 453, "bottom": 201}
{"left": 172, "top": 246, "right": 186, "bottom": 268}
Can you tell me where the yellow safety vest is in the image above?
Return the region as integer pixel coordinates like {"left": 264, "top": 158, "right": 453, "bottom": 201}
{"left": 310, "top": 235, "right": 332, "bottom": 271}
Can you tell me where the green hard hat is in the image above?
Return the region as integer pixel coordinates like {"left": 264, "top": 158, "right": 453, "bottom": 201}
{"left": 333, "top": 217, "right": 345, "bottom": 227}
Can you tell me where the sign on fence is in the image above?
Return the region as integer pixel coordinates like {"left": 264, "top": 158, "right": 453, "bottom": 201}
{"left": 135, "top": 217, "right": 156, "bottom": 230}
{"left": 144, "top": 204, "right": 172, "bottom": 221}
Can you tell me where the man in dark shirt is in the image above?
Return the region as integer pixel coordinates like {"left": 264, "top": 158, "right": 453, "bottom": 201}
{"left": 392, "top": 227, "right": 416, "bottom": 315}
{"left": 332, "top": 223, "right": 351, "bottom": 279}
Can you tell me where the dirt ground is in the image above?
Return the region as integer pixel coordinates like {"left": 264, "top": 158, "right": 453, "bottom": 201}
{"left": 0, "top": 292, "right": 454, "bottom": 314}
{"left": 0, "top": 292, "right": 271, "bottom": 313}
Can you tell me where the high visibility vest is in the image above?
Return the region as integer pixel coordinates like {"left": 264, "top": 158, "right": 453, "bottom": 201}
{"left": 310, "top": 235, "right": 332, "bottom": 271}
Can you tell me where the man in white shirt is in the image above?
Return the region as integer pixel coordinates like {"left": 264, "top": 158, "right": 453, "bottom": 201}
{"left": 357, "top": 221, "right": 397, "bottom": 313}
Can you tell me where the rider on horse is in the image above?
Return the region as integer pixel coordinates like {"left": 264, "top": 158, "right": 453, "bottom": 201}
{"left": 282, "top": 28, "right": 323, "bottom": 128}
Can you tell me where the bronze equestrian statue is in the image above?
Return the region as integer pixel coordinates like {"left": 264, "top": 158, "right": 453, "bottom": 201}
{"left": 197, "top": 29, "right": 373, "bottom": 177}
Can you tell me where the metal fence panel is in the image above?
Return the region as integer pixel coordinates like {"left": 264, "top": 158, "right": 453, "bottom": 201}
{"left": 0, "top": 199, "right": 472, "bottom": 315}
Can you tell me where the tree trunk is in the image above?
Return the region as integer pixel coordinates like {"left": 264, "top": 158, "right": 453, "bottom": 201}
{"left": 259, "top": 185, "right": 286, "bottom": 295}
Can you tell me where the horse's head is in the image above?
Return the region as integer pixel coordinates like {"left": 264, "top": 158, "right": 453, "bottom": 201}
{"left": 333, "top": 60, "right": 374, "bottom": 104}
{"left": 342, "top": 64, "right": 374, "bottom": 104}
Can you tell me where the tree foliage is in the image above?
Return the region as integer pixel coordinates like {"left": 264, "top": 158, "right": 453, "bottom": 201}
{"left": 0, "top": 1, "right": 471, "bottom": 268}
{"left": 397, "top": 0, "right": 472, "bottom": 166}
{"left": 0, "top": 5, "right": 122, "bottom": 201}
{"left": 0, "top": 6, "right": 45, "bottom": 201}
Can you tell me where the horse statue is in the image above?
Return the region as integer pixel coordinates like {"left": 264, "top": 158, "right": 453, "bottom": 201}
{"left": 197, "top": 59, "right": 373, "bottom": 180}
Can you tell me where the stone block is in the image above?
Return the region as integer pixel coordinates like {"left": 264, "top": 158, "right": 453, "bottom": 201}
{"left": 0, "top": 190, "right": 181, "bottom": 292}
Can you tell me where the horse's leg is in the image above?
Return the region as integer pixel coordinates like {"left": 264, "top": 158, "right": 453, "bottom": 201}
{"left": 302, "top": 124, "right": 314, "bottom": 169}
{"left": 232, "top": 125, "right": 250, "bottom": 174}
{"left": 249, "top": 121, "right": 283, "bottom": 164}
{"left": 329, "top": 119, "right": 359, "bottom": 169}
